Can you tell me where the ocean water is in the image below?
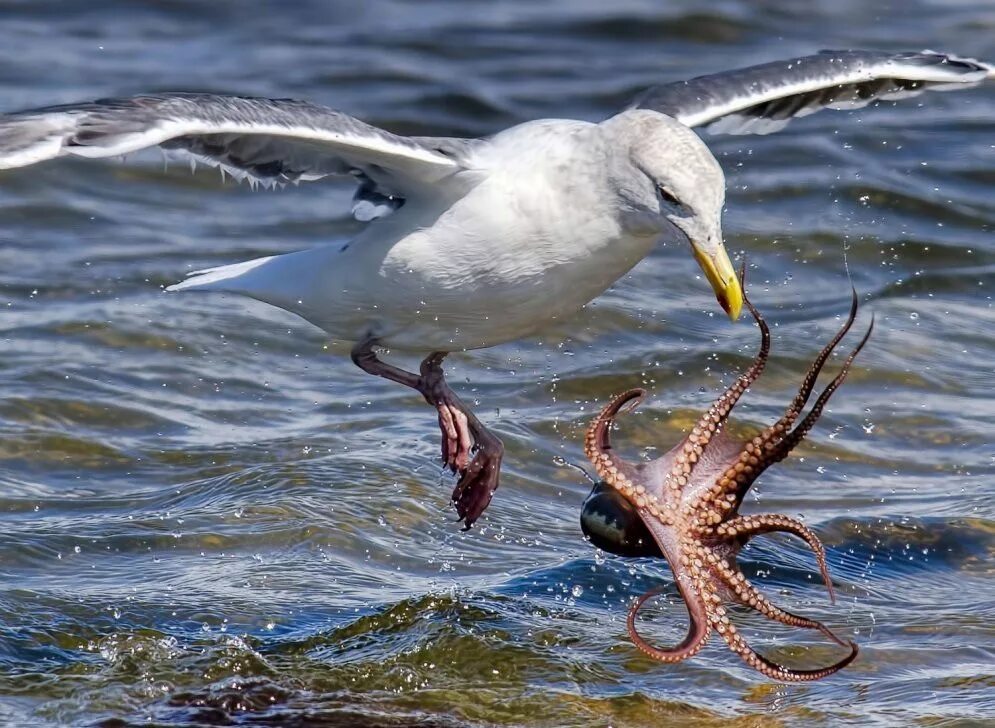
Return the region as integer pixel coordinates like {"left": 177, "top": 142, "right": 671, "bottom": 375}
{"left": 0, "top": 1, "right": 992, "bottom": 725}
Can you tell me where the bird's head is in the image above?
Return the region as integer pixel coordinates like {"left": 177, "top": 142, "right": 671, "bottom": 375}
{"left": 605, "top": 109, "right": 742, "bottom": 320}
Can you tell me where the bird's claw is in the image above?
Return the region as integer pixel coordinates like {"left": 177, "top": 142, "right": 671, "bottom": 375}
{"left": 436, "top": 402, "right": 472, "bottom": 473}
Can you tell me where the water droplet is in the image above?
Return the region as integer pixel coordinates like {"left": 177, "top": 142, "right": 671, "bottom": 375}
{"left": 571, "top": 584, "right": 584, "bottom": 598}
{"left": 909, "top": 312, "right": 919, "bottom": 320}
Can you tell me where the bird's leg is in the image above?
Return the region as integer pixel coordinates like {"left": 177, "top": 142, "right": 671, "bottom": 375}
{"left": 418, "top": 353, "right": 473, "bottom": 473}
{"left": 350, "top": 340, "right": 503, "bottom": 528}
{"left": 350, "top": 341, "right": 472, "bottom": 471}
{"left": 419, "top": 352, "right": 503, "bottom": 528}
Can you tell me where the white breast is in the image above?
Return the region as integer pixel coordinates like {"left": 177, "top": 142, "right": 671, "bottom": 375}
{"left": 364, "top": 121, "right": 660, "bottom": 349}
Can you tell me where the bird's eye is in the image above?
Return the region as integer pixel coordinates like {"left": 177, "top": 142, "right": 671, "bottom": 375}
{"left": 658, "top": 186, "right": 680, "bottom": 207}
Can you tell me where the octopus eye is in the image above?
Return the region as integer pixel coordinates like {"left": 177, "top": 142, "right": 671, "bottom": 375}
{"left": 580, "top": 481, "right": 663, "bottom": 558}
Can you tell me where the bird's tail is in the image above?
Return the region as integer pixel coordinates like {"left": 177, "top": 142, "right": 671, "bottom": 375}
{"left": 166, "top": 255, "right": 276, "bottom": 293}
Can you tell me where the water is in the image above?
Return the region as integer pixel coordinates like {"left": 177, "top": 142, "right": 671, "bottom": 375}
{"left": 0, "top": 2, "right": 992, "bottom": 725}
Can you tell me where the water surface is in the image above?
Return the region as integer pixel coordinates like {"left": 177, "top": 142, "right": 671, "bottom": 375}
{"left": 0, "top": 1, "right": 993, "bottom": 726}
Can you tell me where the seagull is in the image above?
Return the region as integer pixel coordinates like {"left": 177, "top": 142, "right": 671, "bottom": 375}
{"left": 0, "top": 50, "right": 990, "bottom": 527}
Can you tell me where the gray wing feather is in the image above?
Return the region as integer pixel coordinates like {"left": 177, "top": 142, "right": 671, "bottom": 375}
{"left": 634, "top": 50, "right": 992, "bottom": 135}
{"left": 0, "top": 93, "right": 481, "bottom": 206}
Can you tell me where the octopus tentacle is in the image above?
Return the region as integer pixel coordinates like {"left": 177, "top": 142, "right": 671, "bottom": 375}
{"left": 732, "top": 289, "right": 858, "bottom": 472}
{"left": 706, "top": 548, "right": 847, "bottom": 647}
{"left": 668, "top": 293, "right": 769, "bottom": 522}
{"left": 712, "top": 315, "right": 874, "bottom": 513}
{"left": 697, "top": 547, "right": 856, "bottom": 681}
{"left": 766, "top": 287, "right": 859, "bottom": 437}
{"left": 762, "top": 317, "right": 874, "bottom": 468}
{"left": 627, "top": 577, "right": 712, "bottom": 663}
{"left": 584, "top": 388, "right": 646, "bottom": 496}
{"left": 717, "top": 514, "right": 835, "bottom": 603}
{"left": 715, "top": 617, "right": 859, "bottom": 682}
{"left": 667, "top": 293, "right": 770, "bottom": 494}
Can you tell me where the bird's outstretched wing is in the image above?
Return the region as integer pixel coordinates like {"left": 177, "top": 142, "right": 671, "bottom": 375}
{"left": 633, "top": 50, "right": 993, "bottom": 135}
{"left": 0, "top": 93, "right": 480, "bottom": 218}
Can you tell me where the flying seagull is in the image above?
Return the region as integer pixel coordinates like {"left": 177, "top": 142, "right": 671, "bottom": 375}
{"left": 0, "top": 49, "right": 990, "bottom": 527}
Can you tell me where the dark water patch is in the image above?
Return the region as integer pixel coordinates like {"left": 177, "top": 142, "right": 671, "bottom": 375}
{"left": 537, "top": 12, "right": 754, "bottom": 45}
{"left": 822, "top": 516, "right": 995, "bottom": 582}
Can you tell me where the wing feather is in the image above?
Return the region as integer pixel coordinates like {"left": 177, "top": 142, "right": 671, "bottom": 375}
{"left": 634, "top": 50, "right": 992, "bottom": 135}
{"left": 0, "top": 93, "right": 479, "bottom": 198}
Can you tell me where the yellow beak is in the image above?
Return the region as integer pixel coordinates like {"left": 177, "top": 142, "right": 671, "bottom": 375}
{"left": 693, "top": 245, "right": 742, "bottom": 321}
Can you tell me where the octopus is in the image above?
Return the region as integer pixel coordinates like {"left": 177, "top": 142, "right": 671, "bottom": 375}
{"left": 580, "top": 286, "right": 871, "bottom": 681}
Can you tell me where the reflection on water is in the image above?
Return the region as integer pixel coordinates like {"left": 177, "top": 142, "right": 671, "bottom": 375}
{"left": 0, "top": 1, "right": 993, "bottom": 725}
